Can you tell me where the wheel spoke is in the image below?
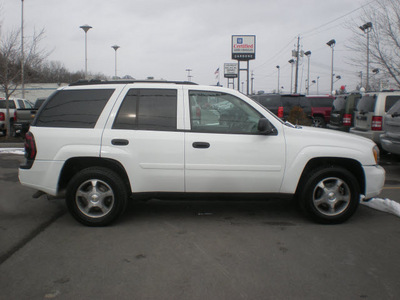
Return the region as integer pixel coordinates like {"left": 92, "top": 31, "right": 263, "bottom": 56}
{"left": 75, "top": 179, "right": 115, "bottom": 218}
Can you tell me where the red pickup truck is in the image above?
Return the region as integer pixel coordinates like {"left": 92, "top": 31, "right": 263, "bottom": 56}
{"left": 307, "top": 95, "right": 335, "bottom": 127}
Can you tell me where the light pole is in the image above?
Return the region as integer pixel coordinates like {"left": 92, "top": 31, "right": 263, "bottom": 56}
{"left": 359, "top": 22, "right": 373, "bottom": 91}
{"left": 21, "top": 0, "right": 25, "bottom": 98}
{"left": 80, "top": 24, "right": 92, "bottom": 79}
{"left": 111, "top": 45, "right": 120, "bottom": 78}
{"left": 317, "top": 76, "right": 320, "bottom": 94}
{"left": 276, "top": 65, "right": 280, "bottom": 93}
{"left": 185, "top": 68, "right": 193, "bottom": 81}
{"left": 288, "top": 59, "right": 295, "bottom": 94}
{"left": 304, "top": 51, "right": 311, "bottom": 95}
{"left": 326, "top": 39, "right": 336, "bottom": 95}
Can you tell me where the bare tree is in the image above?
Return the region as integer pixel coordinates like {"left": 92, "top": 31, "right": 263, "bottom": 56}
{"left": 346, "top": 0, "right": 400, "bottom": 90}
{"left": 0, "top": 27, "right": 48, "bottom": 137}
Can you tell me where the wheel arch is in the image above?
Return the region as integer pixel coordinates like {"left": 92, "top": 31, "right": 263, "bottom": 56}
{"left": 295, "top": 157, "right": 365, "bottom": 197}
{"left": 58, "top": 157, "right": 131, "bottom": 194}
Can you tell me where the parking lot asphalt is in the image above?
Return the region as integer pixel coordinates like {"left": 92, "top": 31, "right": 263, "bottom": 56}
{"left": 0, "top": 145, "right": 399, "bottom": 299}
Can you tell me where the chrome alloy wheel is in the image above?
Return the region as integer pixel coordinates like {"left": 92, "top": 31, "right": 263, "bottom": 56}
{"left": 75, "top": 179, "right": 115, "bottom": 218}
{"left": 312, "top": 177, "right": 351, "bottom": 216}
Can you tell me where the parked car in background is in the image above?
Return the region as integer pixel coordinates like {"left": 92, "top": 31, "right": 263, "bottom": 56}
{"left": 350, "top": 91, "right": 400, "bottom": 145}
{"left": 307, "top": 95, "right": 335, "bottom": 127}
{"left": 250, "top": 93, "right": 312, "bottom": 125}
{"left": 327, "top": 93, "right": 362, "bottom": 132}
{"left": 0, "top": 98, "right": 33, "bottom": 136}
{"left": 13, "top": 97, "right": 48, "bottom": 136}
{"left": 380, "top": 100, "right": 400, "bottom": 155}
{"left": 34, "top": 97, "right": 47, "bottom": 109}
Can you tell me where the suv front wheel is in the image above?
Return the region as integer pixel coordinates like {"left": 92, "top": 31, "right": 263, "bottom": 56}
{"left": 66, "top": 167, "right": 128, "bottom": 226}
{"left": 299, "top": 166, "right": 360, "bottom": 224}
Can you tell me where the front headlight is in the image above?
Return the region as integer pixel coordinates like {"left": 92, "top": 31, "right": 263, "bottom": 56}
{"left": 373, "top": 145, "right": 380, "bottom": 164}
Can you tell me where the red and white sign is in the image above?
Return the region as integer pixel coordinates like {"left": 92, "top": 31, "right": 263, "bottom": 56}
{"left": 232, "top": 35, "right": 256, "bottom": 61}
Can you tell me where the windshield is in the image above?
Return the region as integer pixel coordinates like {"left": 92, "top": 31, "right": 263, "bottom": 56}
{"left": 357, "top": 95, "right": 376, "bottom": 112}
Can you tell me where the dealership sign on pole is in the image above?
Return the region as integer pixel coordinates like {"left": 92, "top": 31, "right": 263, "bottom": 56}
{"left": 224, "top": 63, "right": 238, "bottom": 78}
{"left": 231, "top": 35, "right": 256, "bottom": 61}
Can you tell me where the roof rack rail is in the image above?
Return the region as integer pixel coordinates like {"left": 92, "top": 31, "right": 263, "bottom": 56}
{"left": 69, "top": 79, "right": 198, "bottom": 86}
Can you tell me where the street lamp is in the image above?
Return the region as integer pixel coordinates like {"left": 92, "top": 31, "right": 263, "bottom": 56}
{"left": 359, "top": 22, "right": 373, "bottom": 91}
{"left": 80, "top": 24, "right": 92, "bottom": 79}
{"left": 185, "top": 68, "right": 193, "bottom": 81}
{"left": 304, "top": 51, "right": 311, "bottom": 95}
{"left": 111, "top": 45, "right": 120, "bottom": 78}
{"left": 288, "top": 59, "right": 295, "bottom": 94}
{"left": 21, "top": 0, "right": 25, "bottom": 98}
{"left": 276, "top": 65, "right": 280, "bottom": 93}
{"left": 326, "top": 39, "right": 336, "bottom": 95}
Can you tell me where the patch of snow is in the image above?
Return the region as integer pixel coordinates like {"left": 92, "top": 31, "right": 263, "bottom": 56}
{"left": 0, "top": 148, "right": 25, "bottom": 155}
{"left": 361, "top": 197, "right": 400, "bottom": 218}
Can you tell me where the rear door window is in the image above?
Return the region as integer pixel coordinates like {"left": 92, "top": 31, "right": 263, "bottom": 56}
{"left": 332, "top": 96, "right": 346, "bottom": 112}
{"left": 357, "top": 95, "right": 376, "bottom": 112}
{"left": 113, "top": 89, "right": 177, "bottom": 131}
{"left": 34, "top": 89, "right": 114, "bottom": 128}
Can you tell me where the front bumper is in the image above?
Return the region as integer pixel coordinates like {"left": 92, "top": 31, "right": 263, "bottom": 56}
{"left": 363, "top": 165, "right": 386, "bottom": 199}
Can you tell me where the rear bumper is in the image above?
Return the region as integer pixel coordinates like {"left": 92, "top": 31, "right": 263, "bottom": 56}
{"left": 19, "top": 160, "right": 64, "bottom": 196}
{"left": 349, "top": 128, "right": 383, "bottom": 144}
{"left": 363, "top": 165, "right": 385, "bottom": 199}
{"left": 380, "top": 135, "right": 400, "bottom": 155}
{"left": 327, "top": 124, "right": 350, "bottom": 132}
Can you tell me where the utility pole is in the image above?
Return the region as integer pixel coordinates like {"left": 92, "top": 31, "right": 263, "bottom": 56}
{"left": 21, "top": 0, "right": 25, "bottom": 98}
{"left": 251, "top": 71, "right": 254, "bottom": 95}
{"left": 294, "top": 36, "right": 300, "bottom": 94}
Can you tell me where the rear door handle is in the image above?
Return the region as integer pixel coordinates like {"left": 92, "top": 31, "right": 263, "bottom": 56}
{"left": 193, "top": 142, "right": 210, "bottom": 149}
{"left": 112, "top": 139, "right": 129, "bottom": 146}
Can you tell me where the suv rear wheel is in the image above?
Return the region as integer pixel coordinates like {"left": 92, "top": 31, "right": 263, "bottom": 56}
{"left": 66, "top": 167, "right": 128, "bottom": 226}
{"left": 299, "top": 166, "right": 360, "bottom": 224}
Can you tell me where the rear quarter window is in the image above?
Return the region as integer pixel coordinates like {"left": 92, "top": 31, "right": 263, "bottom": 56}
{"left": 0, "top": 100, "right": 16, "bottom": 109}
{"left": 34, "top": 89, "right": 114, "bottom": 128}
{"left": 385, "top": 96, "right": 400, "bottom": 112}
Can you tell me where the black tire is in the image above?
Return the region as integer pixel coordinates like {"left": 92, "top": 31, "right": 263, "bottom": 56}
{"left": 312, "top": 116, "right": 326, "bottom": 128}
{"left": 299, "top": 166, "right": 360, "bottom": 224}
{"left": 66, "top": 167, "right": 128, "bottom": 226}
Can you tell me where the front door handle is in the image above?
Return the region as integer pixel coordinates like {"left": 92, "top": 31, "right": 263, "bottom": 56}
{"left": 112, "top": 139, "right": 129, "bottom": 146}
{"left": 193, "top": 142, "right": 210, "bottom": 149}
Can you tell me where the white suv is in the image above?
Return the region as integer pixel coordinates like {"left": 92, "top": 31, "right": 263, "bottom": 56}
{"left": 19, "top": 80, "right": 385, "bottom": 226}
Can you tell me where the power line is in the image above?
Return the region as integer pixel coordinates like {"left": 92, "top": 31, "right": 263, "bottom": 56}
{"left": 301, "top": 0, "right": 377, "bottom": 38}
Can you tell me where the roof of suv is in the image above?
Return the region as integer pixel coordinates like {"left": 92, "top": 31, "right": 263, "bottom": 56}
{"left": 69, "top": 79, "right": 198, "bottom": 86}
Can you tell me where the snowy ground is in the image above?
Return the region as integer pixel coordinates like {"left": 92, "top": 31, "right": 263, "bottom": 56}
{"left": 1, "top": 147, "right": 399, "bottom": 218}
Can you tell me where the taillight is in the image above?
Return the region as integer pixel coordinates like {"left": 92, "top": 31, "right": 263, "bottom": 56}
{"left": 371, "top": 116, "right": 383, "bottom": 131}
{"left": 0, "top": 112, "right": 4, "bottom": 121}
{"left": 343, "top": 114, "right": 352, "bottom": 126}
{"left": 277, "top": 106, "right": 284, "bottom": 118}
{"left": 24, "top": 132, "right": 37, "bottom": 160}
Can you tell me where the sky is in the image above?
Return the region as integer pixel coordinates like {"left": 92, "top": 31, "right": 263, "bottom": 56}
{"left": 1, "top": 0, "right": 374, "bottom": 94}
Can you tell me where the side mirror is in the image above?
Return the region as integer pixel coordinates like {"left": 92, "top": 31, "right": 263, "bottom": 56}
{"left": 258, "top": 118, "right": 277, "bottom": 135}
